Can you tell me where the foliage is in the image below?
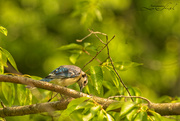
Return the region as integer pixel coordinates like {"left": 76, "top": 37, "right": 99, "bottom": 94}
{"left": 0, "top": 26, "right": 18, "bottom": 74}
{"left": 1, "top": 28, "right": 179, "bottom": 121}
{"left": 0, "top": 26, "right": 7, "bottom": 36}
{"left": 0, "top": 0, "right": 180, "bottom": 121}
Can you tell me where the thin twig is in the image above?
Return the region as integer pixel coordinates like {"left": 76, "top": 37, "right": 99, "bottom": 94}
{"left": 80, "top": 30, "right": 133, "bottom": 102}
{"left": 83, "top": 49, "right": 102, "bottom": 63}
{"left": 48, "top": 92, "right": 59, "bottom": 102}
{"left": 106, "top": 36, "right": 134, "bottom": 102}
{"left": 88, "top": 29, "right": 106, "bottom": 45}
{"left": 82, "top": 37, "right": 114, "bottom": 69}
{"left": 0, "top": 101, "right": 6, "bottom": 108}
{"left": 108, "top": 95, "right": 151, "bottom": 105}
{"left": 100, "top": 57, "right": 109, "bottom": 65}
{"left": 77, "top": 29, "right": 107, "bottom": 45}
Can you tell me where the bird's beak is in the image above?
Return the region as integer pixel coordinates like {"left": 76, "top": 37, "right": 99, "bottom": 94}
{"left": 80, "top": 85, "right": 84, "bottom": 92}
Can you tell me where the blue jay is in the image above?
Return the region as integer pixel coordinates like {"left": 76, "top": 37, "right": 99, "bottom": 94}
{"left": 41, "top": 65, "right": 88, "bottom": 91}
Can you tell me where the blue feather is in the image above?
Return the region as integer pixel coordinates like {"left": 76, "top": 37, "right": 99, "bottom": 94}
{"left": 40, "top": 78, "right": 52, "bottom": 82}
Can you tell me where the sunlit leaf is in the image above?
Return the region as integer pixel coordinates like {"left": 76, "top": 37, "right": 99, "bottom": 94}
{"left": 17, "top": 84, "right": 32, "bottom": 105}
{"left": 0, "top": 47, "right": 19, "bottom": 72}
{"left": 95, "top": 9, "right": 103, "bottom": 21}
{"left": 0, "top": 117, "right": 6, "bottom": 121}
{"left": 85, "top": 44, "right": 97, "bottom": 52}
{"left": 76, "top": 101, "right": 94, "bottom": 111}
{"left": 124, "top": 87, "right": 142, "bottom": 103}
{"left": 0, "top": 26, "right": 8, "bottom": 36}
{"left": 83, "top": 111, "right": 93, "bottom": 121}
{"left": 133, "top": 111, "right": 148, "bottom": 121}
{"left": 83, "top": 105, "right": 101, "bottom": 121}
{"left": 17, "top": 84, "right": 26, "bottom": 105}
{"left": 148, "top": 110, "right": 162, "bottom": 121}
{"left": 58, "top": 43, "right": 83, "bottom": 50}
{"left": 59, "top": 97, "right": 90, "bottom": 120}
{"left": 0, "top": 49, "right": 7, "bottom": 67}
{"left": 90, "top": 66, "right": 103, "bottom": 94}
{"left": 0, "top": 65, "right": 3, "bottom": 74}
{"left": 106, "top": 113, "right": 114, "bottom": 121}
{"left": 73, "top": 0, "right": 101, "bottom": 27}
{"left": 107, "top": 67, "right": 120, "bottom": 90}
{"left": 97, "top": 110, "right": 105, "bottom": 121}
{"left": 158, "top": 95, "right": 173, "bottom": 103}
{"left": 0, "top": 50, "right": 8, "bottom": 74}
{"left": 84, "top": 42, "right": 91, "bottom": 48}
{"left": 29, "top": 75, "right": 42, "bottom": 80}
{"left": 120, "top": 102, "right": 137, "bottom": 119}
{"left": 114, "top": 61, "right": 143, "bottom": 71}
{"left": 1, "top": 82, "right": 15, "bottom": 106}
{"left": 126, "top": 108, "right": 138, "bottom": 120}
{"left": 68, "top": 97, "right": 90, "bottom": 108}
{"left": 70, "top": 53, "right": 80, "bottom": 64}
{"left": 106, "top": 102, "right": 123, "bottom": 112}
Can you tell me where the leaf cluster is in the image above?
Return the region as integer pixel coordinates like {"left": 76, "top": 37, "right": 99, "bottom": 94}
{"left": 1, "top": 28, "right": 179, "bottom": 121}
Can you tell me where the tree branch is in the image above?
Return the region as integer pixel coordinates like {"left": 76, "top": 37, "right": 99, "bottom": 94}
{"left": 0, "top": 75, "right": 180, "bottom": 117}
{"left": 0, "top": 98, "right": 72, "bottom": 117}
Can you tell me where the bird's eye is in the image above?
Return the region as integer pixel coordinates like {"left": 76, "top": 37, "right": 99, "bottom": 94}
{"left": 84, "top": 81, "right": 86, "bottom": 84}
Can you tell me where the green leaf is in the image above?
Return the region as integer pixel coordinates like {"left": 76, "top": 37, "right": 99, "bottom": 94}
{"left": 59, "top": 97, "right": 90, "bottom": 120}
{"left": 0, "top": 50, "right": 8, "bottom": 74}
{"left": 70, "top": 53, "right": 80, "bottom": 64}
{"left": 114, "top": 61, "right": 143, "bottom": 71}
{"left": 58, "top": 43, "right": 83, "bottom": 50}
{"left": 97, "top": 110, "right": 105, "bottom": 121}
{"left": 17, "top": 84, "right": 26, "bottom": 105}
{"left": 120, "top": 102, "right": 137, "bottom": 119}
{"left": 0, "top": 64, "right": 3, "bottom": 74}
{"left": 0, "top": 117, "right": 6, "bottom": 121}
{"left": 126, "top": 108, "right": 138, "bottom": 120}
{"left": 124, "top": 87, "right": 142, "bottom": 103}
{"left": 68, "top": 97, "right": 90, "bottom": 108}
{"left": 107, "top": 67, "right": 120, "bottom": 90}
{"left": 0, "top": 48, "right": 19, "bottom": 72}
{"left": 90, "top": 66, "right": 103, "bottom": 94}
{"left": 0, "top": 50, "right": 8, "bottom": 67}
{"left": 133, "top": 111, "right": 148, "bottom": 121}
{"left": 85, "top": 44, "right": 97, "bottom": 52}
{"left": 17, "top": 84, "right": 32, "bottom": 105}
{"left": 106, "top": 113, "right": 115, "bottom": 121}
{"left": 83, "top": 105, "right": 101, "bottom": 121}
{"left": 148, "top": 110, "right": 162, "bottom": 121}
{"left": 29, "top": 75, "right": 42, "bottom": 80}
{"left": 1, "top": 82, "right": 15, "bottom": 106}
{"left": 106, "top": 102, "right": 123, "bottom": 112}
{"left": 84, "top": 42, "right": 91, "bottom": 48}
{"left": 95, "top": 9, "right": 103, "bottom": 21}
{"left": 0, "top": 26, "right": 8, "bottom": 36}
{"left": 75, "top": 101, "right": 94, "bottom": 111}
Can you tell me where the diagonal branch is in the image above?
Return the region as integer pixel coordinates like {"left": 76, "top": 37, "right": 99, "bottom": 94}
{"left": 105, "top": 36, "right": 134, "bottom": 102}
{"left": 79, "top": 30, "right": 134, "bottom": 101}
{"left": 82, "top": 37, "right": 113, "bottom": 69}
{"left": 0, "top": 75, "right": 116, "bottom": 117}
{"left": 0, "top": 75, "right": 180, "bottom": 117}
{"left": 0, "top": 98, "right": 73, "bottom": 117}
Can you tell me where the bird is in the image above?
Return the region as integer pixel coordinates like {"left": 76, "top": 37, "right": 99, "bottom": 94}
{"left": 40, "top": 65, "right": 88, "bottom": 91}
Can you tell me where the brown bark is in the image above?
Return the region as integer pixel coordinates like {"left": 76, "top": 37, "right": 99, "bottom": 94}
{"left": 0, "top": 75, "right": 180, "bottom": 117}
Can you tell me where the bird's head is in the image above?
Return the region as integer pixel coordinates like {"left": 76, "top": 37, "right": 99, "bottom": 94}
{"left": 78, "top": 71, "right": 88, "bottom": 92}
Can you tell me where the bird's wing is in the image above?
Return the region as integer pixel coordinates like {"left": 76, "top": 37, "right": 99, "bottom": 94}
{"left": 43, "top": 65, "right": 81, "bottom": 80}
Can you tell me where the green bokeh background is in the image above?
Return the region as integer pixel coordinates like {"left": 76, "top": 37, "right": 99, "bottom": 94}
{"left": 0, "top": 0, "right": 180, "bottom": 103}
